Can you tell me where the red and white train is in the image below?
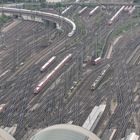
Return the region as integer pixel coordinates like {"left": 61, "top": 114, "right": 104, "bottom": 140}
{"left": 108, "top": 6, "right": 125, "bottom": 25}
{"left": 124, "top": 6, "right": 129, "bottom": 12}
{"left": 92, "top": 57, "right": 101, "bottom": 65}
{"left": 124, "top": 5, "right": 136, "bottom": 14}
{"left": 128, "top": 6, "right": 136, "bottom": 15}
{"left": 34, "top": 54, "right": 72, "bottom": 94}
{"left": 0, "top": 104, "right": 6, "bottom": 113}
{"left": 108, "top": 5, "right": 136, "bottom": 25}
{"left": 40, "top": 56, "right": 56, "bottom": 72}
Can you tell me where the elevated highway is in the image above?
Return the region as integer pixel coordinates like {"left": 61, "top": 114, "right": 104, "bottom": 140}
{"left": 0, "top": 7, "right": 76, "bottom": 37}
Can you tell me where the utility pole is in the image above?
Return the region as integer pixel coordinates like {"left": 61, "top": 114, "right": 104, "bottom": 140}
{"left": 133, "top": 112, "right": 140, "bottom": 135}
{"left": 95, "top": 32, "right": 98, "bottom": 58}
{"left": 1, "top": 32, "right": 6, "bottom": 48}
{"left": 31, "top": 29, "right": 36, "bottom": 56}
{"left": 16, "top": 37, "right": 20, "bottom": 66}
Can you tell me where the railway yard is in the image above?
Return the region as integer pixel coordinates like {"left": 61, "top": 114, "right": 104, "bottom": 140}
{"left": 0, "top": 1, "right": 140, "bottom": 140}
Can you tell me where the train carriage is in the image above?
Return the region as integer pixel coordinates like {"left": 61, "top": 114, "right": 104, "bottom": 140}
{"left": 34, "top": 54, "right": 72, "bottom": 94}
{"left": 40, "top": 56, "right": 56, "bottom": 72}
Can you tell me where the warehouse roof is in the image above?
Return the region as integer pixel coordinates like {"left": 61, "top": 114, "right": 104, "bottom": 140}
{"left": 0, "top": 128, "right": 15, "bottom": 140}
{"left": 30, "top": 124, "right": 100, "bottom": 140}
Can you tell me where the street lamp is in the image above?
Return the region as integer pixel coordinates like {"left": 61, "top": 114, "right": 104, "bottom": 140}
{"left": 16, "top": 37, "right": 20, "bottom": 65}
{"left": 95, "top": 32, "right": 98, "bottom": 58}
{"left": 31, "top": 29, "right": 36, "bottom": 56}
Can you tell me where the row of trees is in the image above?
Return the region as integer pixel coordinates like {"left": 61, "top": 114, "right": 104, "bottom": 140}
{"left": 0, "top": 0, "right": 46, "bottom": 3}
{"left": 133, "top": 0, "right": 140, "bottom": 3}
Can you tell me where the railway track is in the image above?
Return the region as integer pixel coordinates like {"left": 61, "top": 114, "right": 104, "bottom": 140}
{"left": 0, "top": 5, "right": 140, "bottom": 140}
{"left": 1, "top": 21, "right": 69, "bottom": 79}
{"left": 102, "top": 24, "right": 140, "bottom": 140}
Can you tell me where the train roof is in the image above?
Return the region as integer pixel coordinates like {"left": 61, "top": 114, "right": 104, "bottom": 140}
{"left": 41, "top": 56, "right": 56, "bottom": 70}
{"left": 89, "top": 6, "right": 99, "bottom": 15}
{"left": 94, "top": 57, "right": 101, "bottom": 62}
{"left": 37, "top": 54, "right": 72, "bottom": 87}
{"left": 125, "top": 132, "right": 139, "bottom": 140}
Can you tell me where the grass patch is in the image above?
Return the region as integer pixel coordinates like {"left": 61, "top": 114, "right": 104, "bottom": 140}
{"left": 90, "top": 40, "right": 105, "bottom": 57}
{"left": 94, "top": 12, "right": 105, "bottom": 26}
{"left": 0, "top": 15, "right": 11, "bottom": 27}
{"left": 134, "top": 0, "right": 140, "bottom": 3}
{"left": 74, "top": 16, "right": 86, "bottom": 35}
{"left": 23, "top": 3, "right": 41, "bottom": 10}
{"left": 112, "top": 18, "right": 140, "bottom": 37}
{"left": 96, "top": 41, "right": 105, "bottom": 57}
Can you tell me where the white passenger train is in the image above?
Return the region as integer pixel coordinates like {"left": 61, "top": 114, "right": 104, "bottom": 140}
{"left": 78, "top": 6, "right": 88, "bottom": 15}
{"left": 0, "top": 7, "right": 76, "bottom": 37}
{"left": 61, "top": 5, "right": 73, "bottom": 15}
{"left": 40, "top": 56, "right": 56, "bottom": 72}
{"left": 89, "top": 6, "right": 99, "bottom": 16}
{"left": 75, "top": 0, "right": 80, "bottom": 2}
